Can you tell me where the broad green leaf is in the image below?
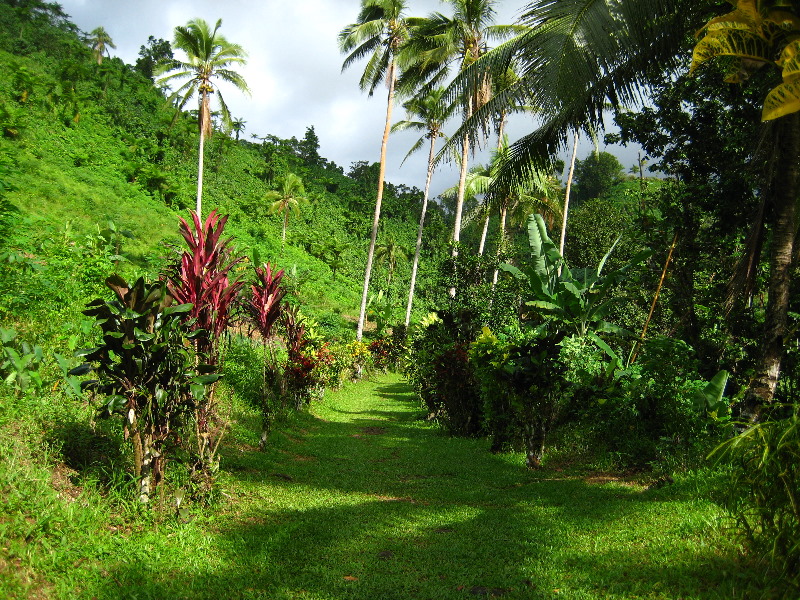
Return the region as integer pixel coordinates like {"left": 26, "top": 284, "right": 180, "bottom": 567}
{"left": 162, "top": 303, "right": 194, "bottom": 316}
{"left": 587, "top": 332, "right": 619, "bottom": 362}
{"left": 692, "top": 370, "right": 729, "bottom": 413}
{"left": 68, "top": 363, "right": 92, "bottom": 376}
{"left": 0, "top": 327, "right": 16, "bottom": 344}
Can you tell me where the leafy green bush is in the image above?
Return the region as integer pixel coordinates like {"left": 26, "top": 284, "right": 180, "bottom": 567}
{"left": 470, "top": 325, "right": 569, "bottom": 466}
{"left": 712, "top": 406, "right": 800, "bottom": 589}
{"left": 77, "top": 275, "right": 219, "bottom": 503}
{"left": 405, "top": 310, "right": 482, "bottom": 436}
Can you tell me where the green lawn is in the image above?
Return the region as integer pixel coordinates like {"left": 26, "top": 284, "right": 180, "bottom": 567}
{"left": 2, "top": 373, "right": 772, "bottom": 599}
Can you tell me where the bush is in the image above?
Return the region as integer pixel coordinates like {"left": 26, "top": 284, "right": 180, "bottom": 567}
{"left": 712, "top": 406, "right": 800, "bottom": 590}
{"left": 470, "top": 325, "right": 569, "bottom": 466}
{"left": 404, "top": 310, "right": 482, "bottom": 436}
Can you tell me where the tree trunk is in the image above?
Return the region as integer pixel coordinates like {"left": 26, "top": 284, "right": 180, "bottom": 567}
{"left": 478, "top": 207, "right": 490, "bottom": 255}
{"left": 281, "top": 211, "right": 288, "bottom": 254}
{"left": 525, "top": 418, "right": 546, "bottom": 469}
{"left": 558, "top": 131, "right": 579, "bottom": 274}
{"left": 196, "top": 89, "right": 210, "bottom": 217}
{"left": 452, "top": 127, "right": 471, "bottom": 254}
{"left": 491, "top": 205, "right": 508, "bottom": 287}
{"left": 357, "top": 61, "right": 396, "bottom": 341}
{"left": 197, "top": 128, "right": 205, "bottom": 217}
{"left": 405, "top": 135, "right": 437, "bottom": 327}
{"left": 745, "top": 112, "right": 800, "bottom": 417}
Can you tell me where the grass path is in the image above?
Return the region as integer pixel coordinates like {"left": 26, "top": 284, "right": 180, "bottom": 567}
{"left": 53, "top": 373, "right": 765, "bottom": 599}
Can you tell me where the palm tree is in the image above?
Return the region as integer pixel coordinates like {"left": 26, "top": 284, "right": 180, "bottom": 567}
{"left": 231, "top": 117, "right": 246, "bottom": 141}
{"left": 391, "top": 87, "right": 455, "bottom": 325}
{"left": 450, "top": 0, "right": 798, "bottom": 410}
{"left": 339, "top": 0, "right": 412, "bottom": 341}
{"left": 156, "top": 18, "right": 249, "bottom": 217}
{"left": 374, "top": 234, "right": 409, "bottom": 298}
{"left": 87, "top": 27, "right": 116, "bottom": 65}
{"left": 265, "top": 173, "right": 309, "bottom": 252}
{"left": 400, "top": 0, "right": 522, "bottom": 258}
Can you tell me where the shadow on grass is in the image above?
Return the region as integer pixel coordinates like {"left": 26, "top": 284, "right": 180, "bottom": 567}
{"left": 86, "top": 376, "right": 770, "bottom": 599}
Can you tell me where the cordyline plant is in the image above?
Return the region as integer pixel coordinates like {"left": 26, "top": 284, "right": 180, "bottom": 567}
{"left": 246, "top": 262, "right": 286, "bottom": 447}
{"left": 166, "top": 209, "right": 244, "bottom": 475}
{"left": 77, "top": 275, "right": 219, "bottom": 503}
{"left": 283, "top": 303, "right": 318, "bottom": 410}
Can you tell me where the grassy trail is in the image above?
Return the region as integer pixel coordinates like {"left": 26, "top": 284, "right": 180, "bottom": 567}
{"left": 34, "top": 373, "right": 762, "bottom": 599}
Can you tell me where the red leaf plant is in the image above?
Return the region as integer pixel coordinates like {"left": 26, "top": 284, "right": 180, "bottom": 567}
{"left": 166, "top": 209, "right": 244, "bottom": 478}
{"left": 168, "top": 210, "right": 244, "bottom": 363}
{"left": 247, "top": 262, "right": 286, "bottom": 339}
{"left": 246, "top": 262, "right": 287, "bottom": 447}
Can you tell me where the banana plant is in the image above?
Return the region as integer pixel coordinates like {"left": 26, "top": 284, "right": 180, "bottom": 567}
{"left": 501, "top": 214, "right": 650, "bottom": 342}
{"left": 76, "top": 275, "right": 219, "bottom": 503}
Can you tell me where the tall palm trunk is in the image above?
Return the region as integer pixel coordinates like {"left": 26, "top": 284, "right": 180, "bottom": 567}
{"left": 479, "top": 121, "right": 506, "bottom": 256}
{"left": 281, "top": 212, "right": 288, "bottom": 253}
{"left": 357, "top": 62, "right": 396, "bottom": 341}
{"left": 197, "top": 129, "right": 206, "bottom": 216}
{"left": 478, "top": 206, "right": 491, "bottom": 255}
{"left": 405, "top": 133, "right": 437, "bottom": 326}
{"left": 746, "top": 112, "right": 800, "bottom": 417}
{"left": 558, "top": 131, "right": 579, "bottom": 275}
{"left": 491, "top": 204, "right": 508, "bottom": 286}
{"left": 452, "top": 120, "right": 471, "bottom": 255}
{"left": 196, "top": 87, "right": 210, "bottom": 217}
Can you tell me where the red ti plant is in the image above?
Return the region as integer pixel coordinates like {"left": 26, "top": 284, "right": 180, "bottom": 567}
{"left": 167, "top": 210, "right": 244, "bottom": 475}
{"left": 247, "top": 263, "right": 286, "bottom": 339}
{"left": 282, "top": 304, "right": 317, "bottom": 410}
{"left": 246, "top": 262, "right": 286, "bottom": 446}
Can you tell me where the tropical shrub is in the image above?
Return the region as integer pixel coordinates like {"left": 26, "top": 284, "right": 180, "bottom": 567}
{"left": 470, "top": 326, "right": 569, "bottom": 466}
{"left": 712, "top": 406, "right": 800, "bottom": 588}
{"left": 368, "top": 337, "right": 393, "bottom": 371}
{"left": 405, "top": 310, "right": 482, "bottom": 436}
{"left": 77, "top": 275, "right": 219, "bottom": 503}
{"left": 1, "top": 327, "right": 44, "bottom": 396}
{"left": 166, "top": 210, "right": 244, "bottom": 471}
{"left": 283, "top": 305, "right": 326, "bottom": 409}
{"left": 245, "top": 262, "right": 286, "bottom": 445}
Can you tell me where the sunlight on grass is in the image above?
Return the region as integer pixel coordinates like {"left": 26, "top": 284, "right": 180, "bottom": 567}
{"left": 2, "top": 373, "right": 767, "bottom": 599}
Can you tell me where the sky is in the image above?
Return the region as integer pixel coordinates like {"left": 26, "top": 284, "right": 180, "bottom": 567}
{"left": 57, "top": 0, "right": 642, "bottom": 195}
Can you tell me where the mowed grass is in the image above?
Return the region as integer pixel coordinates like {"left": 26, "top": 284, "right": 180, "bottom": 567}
{"left": 3, "top": 374, "right": 774, "bottom": 599}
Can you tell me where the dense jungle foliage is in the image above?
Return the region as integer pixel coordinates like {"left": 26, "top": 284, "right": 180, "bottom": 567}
{"left": 1, "top": 0, "right": 799, "bottom": 597}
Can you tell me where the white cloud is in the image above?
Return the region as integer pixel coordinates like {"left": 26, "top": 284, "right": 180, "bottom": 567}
{"left": 58, "top": 0, "right": 641, "bottom": 194}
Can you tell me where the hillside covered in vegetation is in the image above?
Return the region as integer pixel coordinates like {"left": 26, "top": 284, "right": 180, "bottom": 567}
{"left": 1, "top": 0, "right": 799, "bottom": 598}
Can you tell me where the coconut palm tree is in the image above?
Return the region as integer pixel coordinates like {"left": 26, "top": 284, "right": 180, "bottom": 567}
{"left": 339, "top": 0, "right": 413, "bottom": 341}
{"left": 87, "top": 27, "right": 116, "bottom": 65}
{"left": 451, "top": 0, "right": 799, "bottom": 410}
{"left": 231, "top": 117, "right": 246, "bottom": 141}
{"left": 265, "top": 173, "right": 309, "bottom": 253}
{"left": 399, "top": 0, "right": 522, "bottom": 258}
{"left": 374, "top": 234, "right": 409, "bottom": 298}
{"left": 156, "top": 18, "right": 249, "bottom": 217}
{"left": 391, "top": 87, "right": 455, "bottom": 325}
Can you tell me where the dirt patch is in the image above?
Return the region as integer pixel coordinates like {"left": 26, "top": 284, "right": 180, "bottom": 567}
{"left": 277, "top": 449, "right": 316, "bottom": 462}
{"left": 361, "top": 426, "right": 387, "bottom": 435}
{"left": 50, "top": 462, "right": 83, "bottom": 501}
